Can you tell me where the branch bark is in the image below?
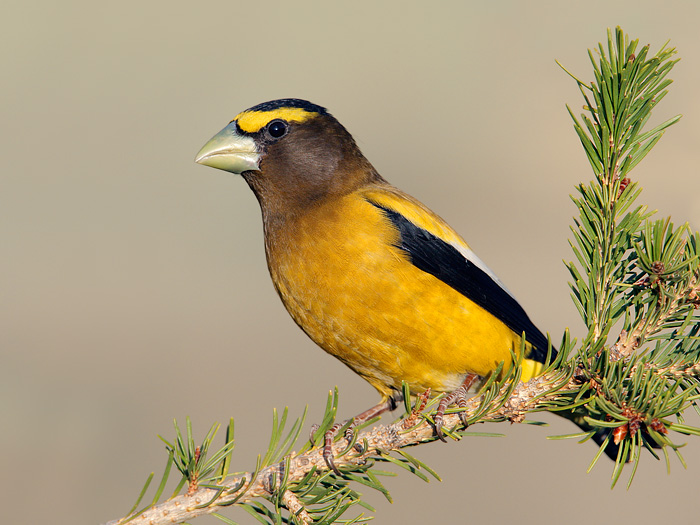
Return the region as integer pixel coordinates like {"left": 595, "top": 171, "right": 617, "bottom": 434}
{"left": 104, "top": 370, "right": 572, "bottom": 525}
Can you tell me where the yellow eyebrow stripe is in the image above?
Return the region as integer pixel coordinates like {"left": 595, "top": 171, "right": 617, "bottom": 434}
{"left": 235, "top": 107, "right": 319, "bottom": 133}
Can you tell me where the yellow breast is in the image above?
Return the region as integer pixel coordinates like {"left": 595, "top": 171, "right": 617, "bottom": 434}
{"left": 265, "top": 193, "right": 524, "bottom": 397}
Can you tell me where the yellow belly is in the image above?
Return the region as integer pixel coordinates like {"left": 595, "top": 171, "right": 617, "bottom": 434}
{"left": 266, "top": 194, "right": 526, "bottom": 397}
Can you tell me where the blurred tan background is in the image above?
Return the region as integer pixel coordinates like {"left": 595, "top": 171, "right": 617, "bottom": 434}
{"left": 3, "top": 1, "right": 700, "bottom": 523}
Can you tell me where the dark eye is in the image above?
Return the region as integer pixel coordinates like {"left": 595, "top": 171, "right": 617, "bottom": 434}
{"left": 267, "top": 119, "right": 288, "bottom": 139}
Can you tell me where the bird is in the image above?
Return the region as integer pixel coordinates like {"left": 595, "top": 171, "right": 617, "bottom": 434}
{"left": 195, "top": 98, "right": 574, "bottom": 469}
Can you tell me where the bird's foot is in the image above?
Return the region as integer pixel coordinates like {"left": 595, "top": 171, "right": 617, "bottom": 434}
{"left": 434, "top": 373, "right": 478, "bottom": 441}
{"left": 323, "top": 422, "right": 353, "bottom": 475}
{"left": 320, "top": 396, "right": 399, "bottom": 474}
{"left": 309, "top": 422, "right": 352, "bottom": 474}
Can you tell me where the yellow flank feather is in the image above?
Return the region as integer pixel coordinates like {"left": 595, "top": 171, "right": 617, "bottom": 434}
{"left": 266, "top": 189, "right": 533, "bottom": 396}
{"left": 520, "top": 359, "right": 546, "bottom": 382}
{"left": 235, "top": 107, "right": 320, "bottom": 133}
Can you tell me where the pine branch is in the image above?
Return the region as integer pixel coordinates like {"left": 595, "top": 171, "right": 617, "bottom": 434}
{"left": 104, "top": 27, "right": 700, "bottom": 524}
{"left": 104, "top": 369, "right": 574, "bottom": 525}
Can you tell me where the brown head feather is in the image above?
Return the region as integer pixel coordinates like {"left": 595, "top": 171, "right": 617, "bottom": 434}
{"left": 242, "top": 113, "right": 384, "bottom": 219}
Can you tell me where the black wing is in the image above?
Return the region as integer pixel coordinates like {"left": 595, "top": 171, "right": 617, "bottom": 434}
{"left": 369, "top": 201, "right": 555, "bottom": 363}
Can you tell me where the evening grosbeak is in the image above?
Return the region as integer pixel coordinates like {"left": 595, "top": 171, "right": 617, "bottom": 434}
{"left": 195, "top": 99, "right": 578, "bottom": 468}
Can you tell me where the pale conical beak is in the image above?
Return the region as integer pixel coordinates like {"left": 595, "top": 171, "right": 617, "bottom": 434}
{"left": 195, "top": 122, "right": 260, "bottom": 174}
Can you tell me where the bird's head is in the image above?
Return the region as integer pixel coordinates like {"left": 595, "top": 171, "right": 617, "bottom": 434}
{"left": 195, "top": 99, "right": 380, "bottom": 210}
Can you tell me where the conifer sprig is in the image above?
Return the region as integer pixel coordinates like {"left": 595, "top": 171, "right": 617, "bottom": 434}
{"left": 558, "top": 26, "right": 699, "bottom": 485}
